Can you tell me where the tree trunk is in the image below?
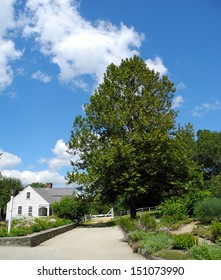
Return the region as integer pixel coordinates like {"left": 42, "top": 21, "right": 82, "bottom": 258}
{"left": 130, "top": 207, "right": 136, "bottom": 219}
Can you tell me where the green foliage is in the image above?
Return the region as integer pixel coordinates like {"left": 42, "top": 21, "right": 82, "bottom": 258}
{"left": 210, "top": 221, "right": 221, "bottom": 239}
{"left": 128, "top": 229, "right": 147, "bottom": 242}
{"left": 159, "top": 197, "right": 188, "bottom": 225}
{"left": 181, "top": 187, "right": 212, "bottom": 216}
{"left": 190, "top": 243, "right": 221, "bottom": 260}
{"left": 11, "top": 228, "right": 31, "bottom": 236}
{"left": 194, "top": 130, "right": 221, "bottom": 179}
{"left": 31, "top": 223, "right": 42, "bottom": 232}
{"left": 204, "top": 174, "right": 221, "bottom": 198}
{"left": 140, "top": 212, "right": 157, "bottom": 231}
{"left": 0, "top": 228, "right": 8, "bottom": 237}
{"left": 30, "top": 182, "right": 46, "bottom": 188}
{"left": 51, "top": 196, "right": 88, "bottom": 222}
{"left": 172, "top": 233, "right": 198, "bottom": 249}
{"left": 0, "top": 216, "right": 72, "bottom": 237}
{"left": 152, "top": 249, "right": 190, "bottom": 260}
{"left": 118, "top": 217, "right": 138, "bottom": 232}
{"left": 67, "top": 56, "right": 202, "bottom": 218}
{"left": 0, "top": 177, "right": 23, "bottom": 216}
{"left": 138, "top": 231, "right": 174, "bottom": 254}
{"left": 194, "top": 198, "right": 221, "bottom": 223}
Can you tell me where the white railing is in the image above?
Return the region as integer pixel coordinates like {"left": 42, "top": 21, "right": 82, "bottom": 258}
{"left": 87, "top": 206, "right": 158, "bottom": 221}
{"left": 91, "top": 207, "right": 114, "bottom": 219}
{"left": 116, "top": 206, "right": 158, "bottom": 217}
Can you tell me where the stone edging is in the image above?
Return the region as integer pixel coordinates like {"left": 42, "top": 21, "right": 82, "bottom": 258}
{"left": 0, "top": 223, "right": 77, "bottom": 247}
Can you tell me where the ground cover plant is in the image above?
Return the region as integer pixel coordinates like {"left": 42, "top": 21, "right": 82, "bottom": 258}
{"left": 118, "top": 208, "right": 221, "bottom": 260}
{"left": 0, "top": 216, "right": 72, "bottom": 237}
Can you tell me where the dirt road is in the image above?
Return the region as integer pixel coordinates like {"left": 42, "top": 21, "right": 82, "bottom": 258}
{"left": 0, "top": 224, "right": 145, "bottom": 260}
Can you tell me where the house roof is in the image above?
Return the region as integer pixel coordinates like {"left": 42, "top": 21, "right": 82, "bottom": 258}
{"left": 33, "top": 187, "right": 75, "bottom": 204}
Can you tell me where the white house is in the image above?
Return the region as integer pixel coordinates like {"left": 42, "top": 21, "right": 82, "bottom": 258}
{"left": 6, "top": 184, "right": 75, "bottom": 221}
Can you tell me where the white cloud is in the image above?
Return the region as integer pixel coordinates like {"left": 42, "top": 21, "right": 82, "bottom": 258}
{"left": 145, "top": 56, "right": 168, "bottom": 76}
{"left": 0, "top": 0, "right": 22, "bottom": 91}
{"left": 0, "top": 150, "right": 21, "bottom": 169}
{"left": 1, "top": 169, "right": 70, "bottom": 188}
{"left": 192, "top": 99, "right": 221, "bottom": 117}
{"left": 172, "top": 95, "right": 184, "bottom": 109}
{"left": 31, "top": 70, "right": 52, "bottom": 83}
{"left": 23, "top": 0, "right": 144, "bottom": 89}
{"left": 176, "top": 82, "right": 187, "bottom": 91}
{"left": 39, "top": 139, "right": 77, "bottom": 171}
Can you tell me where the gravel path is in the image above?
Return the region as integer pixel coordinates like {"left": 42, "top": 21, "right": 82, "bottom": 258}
{"left": 0, "top": 224, "right": 145, "bottom": 260}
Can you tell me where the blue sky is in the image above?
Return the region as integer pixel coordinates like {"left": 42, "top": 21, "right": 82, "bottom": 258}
{"left": 0, "top": 0, "right": 220, "bottom": 188}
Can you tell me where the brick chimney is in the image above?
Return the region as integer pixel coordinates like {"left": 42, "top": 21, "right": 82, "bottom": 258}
{"left": 45, "top": 183, "right": 53, "bottom": 189}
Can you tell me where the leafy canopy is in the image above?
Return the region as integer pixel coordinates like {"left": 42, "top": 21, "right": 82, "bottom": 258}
{"left": 67, "top": 56, "right": 202, "bottom": 215}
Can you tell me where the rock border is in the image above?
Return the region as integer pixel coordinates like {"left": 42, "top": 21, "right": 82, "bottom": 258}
{"left": 0, "top": 223, "right": 77, "bottom": 247}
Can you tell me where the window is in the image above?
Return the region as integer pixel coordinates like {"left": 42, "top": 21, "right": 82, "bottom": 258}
{"left": 18, "top": 206, "right": 22, "bottom": 215}
{"left": 28, "top": 206, "right": 33, "bottom": 216}
{"left": 26, "top": 192, "right": 31, "bottom": 199}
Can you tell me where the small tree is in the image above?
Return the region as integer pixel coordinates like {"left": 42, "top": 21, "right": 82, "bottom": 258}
{"left": 0, "top": 177, "right": 23, "bottom": 217}
{"left": 51, "top": 196, "right": 88, "bottom": 223}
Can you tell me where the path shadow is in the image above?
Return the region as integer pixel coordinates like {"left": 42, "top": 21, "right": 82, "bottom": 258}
{"left": 80, "top": 220, "right": 116, "bottom": 228}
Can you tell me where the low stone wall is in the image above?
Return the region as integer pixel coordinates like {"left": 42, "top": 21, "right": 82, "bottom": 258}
{"left": 0, "top": 223, "right": 77, "bottom": 247}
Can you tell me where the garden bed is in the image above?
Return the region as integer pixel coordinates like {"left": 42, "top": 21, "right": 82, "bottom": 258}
{"left": 0, "top": 223, "right": 77, "bottom": 247}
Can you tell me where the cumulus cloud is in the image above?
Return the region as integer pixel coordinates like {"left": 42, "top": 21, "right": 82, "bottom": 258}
{"left": 23, "top": 0, "right": 144, "bottom": 88}
{"left": 192, "top": 99, "right": 221, "bottom": 117}
{"left": 39, "top": 139, "right": 77, "bottom": 171}
{"left": 1, "top": 169, "right": 70, "bottom": 188}
{"left": 145, "top": 56, "right": 168, "bottom": 76}
{"left": 172, "top": 95, "right": 184, "bottom": 109}
{"left": 0, "top": 150, "right": 21, "bottom": 169}
{"left": 31, "top": 70, "right": 52, "bottom": 83}
{"left": 0, "top": 0, "right": 22, "bottom": 91}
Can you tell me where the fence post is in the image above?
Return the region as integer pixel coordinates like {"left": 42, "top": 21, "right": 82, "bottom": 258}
{"left": 111, "top": 207, "right": 114, "bottom": 219}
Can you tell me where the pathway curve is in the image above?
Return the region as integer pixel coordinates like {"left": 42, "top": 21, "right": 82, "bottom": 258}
{"left": 0, "top": 220, "right": 145, "bottom": 260}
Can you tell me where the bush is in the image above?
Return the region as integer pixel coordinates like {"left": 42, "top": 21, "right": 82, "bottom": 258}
{"left": 138, "top": 231, "right": 174, "bottom": 254}
{"left": 0, "top": 228, "right": 8, "bottom": 237}
{"left": 140, "top": 212, "right": 157, "bottom": 231}
{"left": 172, "top": 233, "right": 198, "bottom": 249}
{"left": 194, "top": 198, "right": 221, "bottom": 223}
{"left": 51, "top": 196, "right": 88, "bottom": 222}
{"left": 118, "top": 217, "right": 138, "bottom": 232}
{"left": 128, "top": 230, "right": 147, "bottom": 242}
{"left": 190, "top": 243, "right": 221, "bottom": 260}
{"left": 31, "top": 223, "right": 42, "bottom": 232}
{"left": 210, "top": 221, "right": 221, "bottom": 239}
{"left": 159, "top": 198, "right": 188, "bottom": 225}
{"left": 11, "top": 228, "right": 31, "bottom": 236}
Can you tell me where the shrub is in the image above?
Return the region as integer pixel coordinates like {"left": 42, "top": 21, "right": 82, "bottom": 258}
{"left": 190, "top": 243, "right": 221, "bottom": 260}
{"left": 51, "top": 196, "right": 88, "bottom": 222}
{"left": 159, "top": 198, "right": 188, "bottom": 225}
{"left": 210, "top": 221, "right": 221, "bottom": 239}
{"left": 128, "top": 230, "right": 147, "bottom": 242}
{"left": 119, "top": 217, "right": 138, "bottom": 232}
{"left": 0, "top": 228, "right": 8, "bottom": 237}
{"left": 31, "top": 223, "right": 42, "bottom": 232}
{"left": 172, "top": 233, "right": 198, "bottom": 249}
{"left": 11, "top": 228, "right": 31, "bottom": 236}
{"left": 194, "top": 198, "right": 221, "bottom": 223}
{"left": 140, "top": 212, "right": 157, "bottom": 231}
{"left": 138, "top": 231, "right": 174, "bottom": 254}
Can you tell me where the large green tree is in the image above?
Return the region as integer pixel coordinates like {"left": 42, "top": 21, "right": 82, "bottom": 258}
{"left": 67, "top": 56, "right": 202, "bottom": 218}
